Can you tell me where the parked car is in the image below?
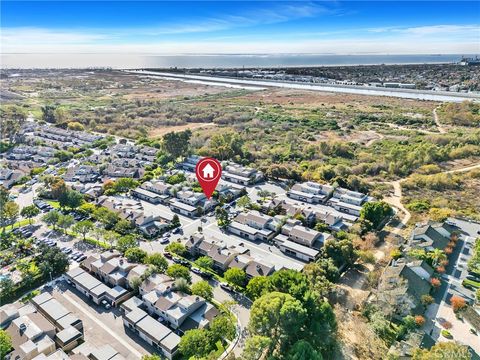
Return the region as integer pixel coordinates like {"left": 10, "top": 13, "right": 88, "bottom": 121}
{"left": 62, "top": 248, "right": 73, "bottom": 254}
{"left": 164, "top": 252, "right": 172, "bottom": 259}
{"left": 172, "top": 257, "right": 182, "bottom": 264}
{"left": 172, "top": 228, "right": 181, "bottom": 234}
{"left": 466, "top": 275, "right": 480, "bottom": 282}
{"left": 191, "top": 267, "right": 202, "bottom": 275}
{"left": 77, "top": 255, "right": 87, "bottom": 262}
{"left": 160, "top": 238, "right": 169, "bottom": 244}
{"left": 220, "top": 282, "right": 233, "bottom": 292}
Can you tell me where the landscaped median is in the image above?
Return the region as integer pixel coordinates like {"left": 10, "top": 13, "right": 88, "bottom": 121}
{"left": 463, "top": 278, "right": 480, "bottom": 289}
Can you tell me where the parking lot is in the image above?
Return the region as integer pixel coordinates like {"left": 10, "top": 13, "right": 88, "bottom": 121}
{"left": 50, "top": 280, "right": 152, "bottom": 358}
{"left": 426, "top": 218, "right": 480, "bottom": 353}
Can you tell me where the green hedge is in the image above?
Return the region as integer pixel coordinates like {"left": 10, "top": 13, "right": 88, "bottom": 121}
{"left": 463, "top": 279, "right": 480, "bottom": 289}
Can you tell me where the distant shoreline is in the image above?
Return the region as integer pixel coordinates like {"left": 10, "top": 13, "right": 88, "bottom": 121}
{"left": 2, "top": 53, "right": 478, "bottom": 69}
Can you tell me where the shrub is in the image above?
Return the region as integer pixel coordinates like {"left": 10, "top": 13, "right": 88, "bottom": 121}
{"left": 414, "top": 315, "right": 425, "bottom": 327}
{"left": 430, "top": 278, "right": 441, "bottom": 287}
{"left": 441, "top": 329, "right": 452, "bottom": 339}
{"left": 421, "top": 295, "right": 434, "bottom": 305}
{"left": 450, "top": 296, "right": 467, "bottom": 312}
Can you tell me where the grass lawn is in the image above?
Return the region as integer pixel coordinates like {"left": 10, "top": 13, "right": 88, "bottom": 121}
{"left": 1, "top": 219, "right": 32, "bottom": 232}
{"left": 46, "top": 200, "right": 60, "bottom": 209}
{"left": 463, "top": 279, "right": 480, "bottom": 289}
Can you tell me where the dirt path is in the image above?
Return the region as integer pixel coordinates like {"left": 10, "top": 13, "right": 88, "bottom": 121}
{"left": 433, "top": 106, "right": 447, "bottom": 134}
{"left": 382, "top": 161, "right": 480, "bottom": 234}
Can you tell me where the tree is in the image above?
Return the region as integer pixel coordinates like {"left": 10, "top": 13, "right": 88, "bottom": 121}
{"left": 430, "top": 278, "right": 441, "bottom": 287}
{"left": 103, "top": 230, "right": 119, "bottom": 247}
{"left": 0, "top": 329, "right": 12, "bottom": 359}
{"left": 72, "top": 220, "right": 94, "bottom": 240}
{"left": 191, "top": 280, "right": 213, "bottom": 301}
{"left": 421, "top": 294, "right": 434, "bottom": 305}
{"left": 215, "top": 206, "right": 230, "bottom": 228}
{"left": 41, "top": 104, "right": 57, "bottom": 123}
{"left": 175, "top": 277, "right": 190, "bottom": 293}
{"left": 93, "top": 207, "right": 119, "bottom": 229}
{"left": 178, "top": 328, "right": 211, "bottom": 359}
{"left": 413, "top": 341, "right": 470, "bottom": 360}
{"left": 195, "top": 256, "right": 213, "bottom": 270}
{"left": 210, "top": 315, "right": 236, "bottom": 342}
{"left": 20, "top": 205, "right": 40, "bottom": 225}
{"left": 117, "top": 235, "right": 138, "bottom": 253}
{"left": 36, "top": 243, "right": 69, "bottom": 277}
{"left": 114, "top": 219, "right": 134, "bottom": 235}
{"left": 145, "top": 253, "right": 168, "bottom": 273}
{"left": 57, "top": 214, "right": 74, "bottom": 234}
{"left": 42, "top": 210, "right": 60, "bottom": 230}
{"left": 2, "top": 201, "right": 19, "bottom": 226}
{"left": 390, "top": 249, "right": 402, "bottom": 260}
{"left": 249, "top": 292, "right": 307, "bottom": 352}
{"left": 322, "top": 238, "right": 357, "bottom": 267}
{"left": 0, "top": 277, "right": 15, "bottom": 301}
{"left": 0, "top": 105, "right": 27, "bottom": 145}
{"left": 237, "top": 195, "right": 251, "bottom": 209}
{"left": 245, "top": 276, "right": 270, "bottom": 300}
{"left": 165, "top": 242, "right": 186, "bottom": 256}
{"left": 242, "top": 335, "right": 272, "bottom": 360}
{"left": 167, "top": 264, "right": 191, "bottom": 282}
{"left": 162, "top": 130, "right": 191, "bottom": 159}
{"left": 359, "top": 201, "right": 393, "bottom": 230}
{"left": 171, "top": 214, "right": 181, "bottom": 227}
{"left": 125, "top": 247, "right": 148, "bottom": 263}
{"left": 450, "top": 295, "right": 467, "bottom": 312}
{"left": 130, "top": 276, "right": 142, "bottom": 292}
{"left": 224, "top": 268, "right": 246, "bottom": 288}
{"left": 58, "top": 189, "right": 84, "bottom": 209}
{"left": 286, "top": 340, "right": 323, "bottom": 360}
{"left": 428, "top": 249, "right": 447, "bottom": 267}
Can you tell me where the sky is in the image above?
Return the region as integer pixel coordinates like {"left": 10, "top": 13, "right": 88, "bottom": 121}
{"left": 1, "top": 1, "right": 479, "bottom": 55}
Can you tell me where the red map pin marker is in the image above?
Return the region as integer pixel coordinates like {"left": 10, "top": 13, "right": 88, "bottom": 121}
{"left": 195, "top": 157, "right": 222, "bottom": 199}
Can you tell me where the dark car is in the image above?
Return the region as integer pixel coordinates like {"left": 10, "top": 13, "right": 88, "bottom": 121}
{"left": 164, "top": 252, "right": 173, "bottom": 259}
{"left": 172, "top": 257, "right": 182, "bottom": 264}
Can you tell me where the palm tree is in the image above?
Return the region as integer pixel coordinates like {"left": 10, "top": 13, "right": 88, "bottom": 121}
{"left": 429, "top": 248, "right": 447, "bottom": 267}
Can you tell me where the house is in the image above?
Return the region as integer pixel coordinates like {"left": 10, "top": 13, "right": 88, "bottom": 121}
{"left": 0, "top": 168, "right": 25, "bottom": 189}
{"left": 277, "top": 223, "right": 332, "bottom": 249}
{"left": 388, "top": 332, "right": 435, "bottom": 359}
{"left": 65, "top": 268, "right": 132, "bottom": 306}
{"left": 5, "top": 313, "right": 57, "bottom": 360}
{"left": 228, "top": 211, "right": 278, "bottom": 241}
{"left": 410, "top": 222, "right": 455, "bottom": 251}
{"left": 178, "top": 155, "right": 201, "bottom": 171}
{"left": 228, "top": 253, "right": 275, "bottom": 278}
{"left": 63, "top": 165, "right": 100, "bottom": 183}
{"left": 169, "top": 199, "right": 198, "bottom": 217}
{"left": 376, "top": 259, "right": 434, "bottom": 319}
{"left": 141, "top": 180, "right": 172, "bottom": 196}
{"left": 327, "top": 187, "right": 371, "bottom": 216}
{"left": 122, "top": 308, "right": 180, "bottom": 360}
{"left": 275, "top": 236, "right": 320, "bottom": 262}
{"left": 31, "top": 293, "right": 83, "bottom": 333}
{"left": 222, "top": 162, "right": 263, "bottom": 185}
{"left": 186, "top": 234, "right": 248, "bottom": 271}
{"left": 287, "top": 182, "right": 334, "bottom": 204}
{"left": 131, "top": 187, "right": 164, "bottom": 204}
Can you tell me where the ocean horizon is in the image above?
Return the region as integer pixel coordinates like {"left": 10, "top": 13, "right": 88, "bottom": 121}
{"left": 2, "top": 53, "right": 478, "bottom": 69}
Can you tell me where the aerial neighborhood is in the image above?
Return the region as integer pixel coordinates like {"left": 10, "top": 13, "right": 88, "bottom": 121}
{"left": 1, "top": 69, "right": 480, "bottom": 360}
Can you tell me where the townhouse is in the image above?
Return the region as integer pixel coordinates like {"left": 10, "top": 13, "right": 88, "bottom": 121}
{"left": 96, "top": 196, "right": 169, "bottom": 237}
{"left": 169, "top": 189, "right": 216, "bottom": 218}
{"left": 0, "top": 168, "right": 26, "bottom": 189}
{"left": 178, "top": 155, "right": 202, "bottom": 172}
{"left": 222, "top": 162, "right": 263, "bottom": 186}
{"left": 64, "top": 165, "right": 100, "bottom": 183}
{"left": 327, "top": 187, "right": 372, "bottom": 216}
{"left": 65, "top": 267, "right": 132, "bottom": 307}
{"left": 132, "top": 180, "right": 172, "bottom": 204}
{"left": 186, "top": 233, "right": 275, "bottom": 277}
{"left": 228, "top": 210, "right": 278, "bottom": 242}
{"left": 122, "top": 307, "right": 180, "bottom": 359}
{"left": 287, "top": 181, "right": 334, "bottom": 204}
{"left": 376, "top": 259, "right": 434, "bottom": 319}
{"left": 409, "top": 222, "right": 456, "bottom": 251}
